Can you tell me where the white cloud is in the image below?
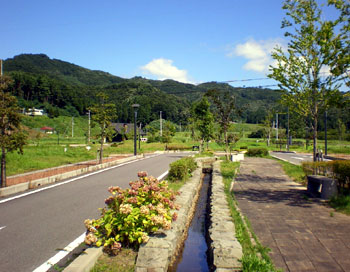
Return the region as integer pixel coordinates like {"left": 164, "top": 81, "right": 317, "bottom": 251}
{"left": 228, "top": 38, "right": 285, "bottom": 73}
{"left": 140, "top": 58, "right": 193, "bottom": 83}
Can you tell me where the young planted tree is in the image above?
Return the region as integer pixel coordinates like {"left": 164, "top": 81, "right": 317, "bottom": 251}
{"left": 263, "top": 111, "right": 274, "bottom": 146}
{"left": 269, "top": 0, "right": 345, "bottom": 161}
{"left": 192, "top": 97, "right": 214, "bottom": 152}
{"left": 205, "top": 89, "right": 236, "bottom": 160}
{"left": 328, "top": 0, "right": 350, "bottom": 89}
{"left": 0, "top": 76, "right": 27, "bottom": 187}
{"left": 89, "top": 92, "right": 117, "bottom": 164}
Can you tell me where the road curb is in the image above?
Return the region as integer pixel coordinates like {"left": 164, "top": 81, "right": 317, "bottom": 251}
{"left": 0, "top": 155, "right": 143, "bottom": 198}
{"left": 269, "top": 154, "right": 300, "bottom": 166}
{"left": 64, "top": 247, "right": 103, "bottom": 272}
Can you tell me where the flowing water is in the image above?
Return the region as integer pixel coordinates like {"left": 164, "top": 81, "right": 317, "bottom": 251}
{"left": 169, "top": 172, "right": 211, "bottom": 272}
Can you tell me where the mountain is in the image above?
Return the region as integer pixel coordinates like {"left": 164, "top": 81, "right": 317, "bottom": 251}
{"left": 4, "top": 54, "right": 125, "bottom": 86}
{"left": 3, "top": 53, "right": 283, "bottom": 124}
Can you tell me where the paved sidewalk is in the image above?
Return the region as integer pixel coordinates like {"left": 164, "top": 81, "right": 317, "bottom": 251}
{"left": 234, "top": 157, "right": 350, "bottom": 272}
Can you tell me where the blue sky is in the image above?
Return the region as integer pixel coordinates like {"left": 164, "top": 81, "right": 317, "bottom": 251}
{"left": 0, "top": 0, "right": 340, "bottom": 88}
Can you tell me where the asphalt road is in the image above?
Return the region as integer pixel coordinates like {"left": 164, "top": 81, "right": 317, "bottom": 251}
{"left": 0, "top": 153, "right": 186, "bottom": 272}
{"left": 270, "top": 151, "right": 330, "bottom": 165}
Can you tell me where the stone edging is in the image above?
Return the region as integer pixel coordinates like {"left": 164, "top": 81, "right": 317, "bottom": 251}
{"left": 0, "top": 155, "right": 143, "bottom": 197}
{"left": 208, "top": 161, "right": 242, "bottom": 271}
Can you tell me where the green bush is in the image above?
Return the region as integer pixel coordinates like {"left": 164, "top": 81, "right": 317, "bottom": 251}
{"left": 332, "top": 160, "right": 350, "bottom": 191}
{"left": 301, "top": 161, "right": 333, "bottom": 177}
{"left": 84, "top": 172, "right": 179, "bottom": 254}
{"left": 168, "top": 157, "right": 197, "bottom": 182}
{"left": 240, "top": 146, "right": 248, "bottom": 150}
{"left": 246, "top": 147, "right": 268, "bottom": 157}
{"left": 166, "top": 144, "right": 191, "bottom": 151}
{"left": 302, "top": 160, "right": 350, "bottom": 192}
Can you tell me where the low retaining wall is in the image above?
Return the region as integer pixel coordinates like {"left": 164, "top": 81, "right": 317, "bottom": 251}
{"left": 208, "top": 161, "right": 242, "bottom": 271}
{"left": 0, "top": 155, "right": 143, "bottom": 197}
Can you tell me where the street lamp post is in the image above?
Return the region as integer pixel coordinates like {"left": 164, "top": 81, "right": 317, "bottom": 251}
{"left": 132, "top": 104, "right": 140, "bottom": 156}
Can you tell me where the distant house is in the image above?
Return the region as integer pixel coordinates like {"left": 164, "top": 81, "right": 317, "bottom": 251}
{"left": 110, "top": 123, "right": 146, "bottom": 142}
{"left": 25, "top": 108, "right": 45, "bottom": 116}
{"left": 40, "top": 126, "right": 54, "bottom": 134}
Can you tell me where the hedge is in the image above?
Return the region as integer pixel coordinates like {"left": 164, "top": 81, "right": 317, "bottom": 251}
{"left": 246, "top": 147, "right": 268, "bottom": 157}
{"left": 168, "top": 157, "right": 197, "bottom": 182}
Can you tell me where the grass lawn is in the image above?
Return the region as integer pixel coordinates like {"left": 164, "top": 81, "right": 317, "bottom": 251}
{"left": 271, "top": 157, "right": 306, "bottom": 185}
{"left": 90, "top": 248, "right": 137, "bottom": 272}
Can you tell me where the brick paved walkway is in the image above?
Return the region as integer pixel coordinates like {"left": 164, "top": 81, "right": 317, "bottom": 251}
{"left": 234, "top": 157, "right": 350, "bottom": 272}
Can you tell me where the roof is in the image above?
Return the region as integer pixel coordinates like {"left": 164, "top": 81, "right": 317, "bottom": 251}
{"left": 111, "top": 123, "right": 145, "bottom": 135}
{"left": 40, "top": 126, "right": 54, "bottom": 131}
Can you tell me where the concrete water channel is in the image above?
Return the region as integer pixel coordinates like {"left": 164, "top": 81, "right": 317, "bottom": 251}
{"left": 169, "top": 171, "right": 211, "bottom": 271}
{"left": 136, "top": 158, "right": 242, "bottom": 271}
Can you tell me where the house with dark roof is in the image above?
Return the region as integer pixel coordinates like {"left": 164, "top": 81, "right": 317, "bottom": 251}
{"left": 110, "top": 123, "right": 146, "bottom": 142}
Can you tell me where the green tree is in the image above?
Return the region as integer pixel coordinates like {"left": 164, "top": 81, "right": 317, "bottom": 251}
{"left": 192, "top": 97, "right": 214, "bottom": 152}
{"left": 328, "top": 0, "right": 350, "bottom": 89}
{"left": 263, "top": 111, "right": 274, "bottom": 146}
{"left": 269, "top": 0, "right": 344, "bottom": 161}
{"left": 0, "top": 76, "right": 27, "bottom": 187}
{"left": 89, "top": 92, "right": 117, "bottom": 164}
{"left": 205, "top": 89, "right": 236, "bottom": 159}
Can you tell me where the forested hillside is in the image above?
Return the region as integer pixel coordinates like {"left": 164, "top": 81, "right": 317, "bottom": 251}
{"left": 3, "top": 53, "right": 282, "bottom": 124}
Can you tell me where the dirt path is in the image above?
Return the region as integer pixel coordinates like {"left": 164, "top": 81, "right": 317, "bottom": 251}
{"left": 234, "top": 157, "right": 350, "bottom": 272}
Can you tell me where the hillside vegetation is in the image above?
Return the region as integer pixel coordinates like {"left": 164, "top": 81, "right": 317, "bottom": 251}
{"left": 4, "top": 54, "right": 282, "bottom": 125}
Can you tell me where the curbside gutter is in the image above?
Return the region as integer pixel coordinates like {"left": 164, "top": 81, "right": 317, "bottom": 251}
{"left": 0, "top": 155, "right": 143, "bottom": 198}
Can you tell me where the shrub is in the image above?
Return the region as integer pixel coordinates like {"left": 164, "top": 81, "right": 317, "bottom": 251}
{"left": 332, "top": 160, "right": 350, "bottom": 192}
{"left": 248, "top": 129, "right": 264, "bottom": 138}
{"left": 246, "top": 147, "right": 268, "bottom": 157}
{"left": 168, "top": 157, "right": 197, "bottom": 182}
{"left": 240, "top": 146, "right": 248, "bottom": 150}
{"left": 84, "top": 172, "right": 180, "bottom": 254}
{"left": 301, "top": 161, "right": 333, "bottom": 177}
{"left": 302, "top": 160, "right": 350, "bottom": 193}
{"left": 166, "top": 144, "right": 190, "bottom": 151}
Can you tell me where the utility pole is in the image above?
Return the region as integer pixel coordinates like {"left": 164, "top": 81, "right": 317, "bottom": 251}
{"left": 160, "top": 111, "right": 163, "bottom": 137}
{"left": 72, "top": 117, "right": 74, "bottom": 138}
{"left": 325, "top": 110, "right": 328, "bottom": 155}
{"left": 287, "top": 108, "right": 290, "bottom": 151}
{"left": 0, "top": 59, "right": 3, "bottom": 76}
{"left": 88, "top": 110, "right": 91, "bottom": 143}
{"left": 276, "top": 113, "right": 278, "bottom": 140}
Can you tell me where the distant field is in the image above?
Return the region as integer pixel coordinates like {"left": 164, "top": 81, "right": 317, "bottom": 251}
{"left": 5, "top": 117, "right": 349, "bottom": 177}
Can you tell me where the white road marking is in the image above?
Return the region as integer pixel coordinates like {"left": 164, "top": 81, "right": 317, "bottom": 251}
{"left": 291, "top": 157, "right": 305, "bottom": 160}
{"left": 32, "top": 168, "right": 169, "bottom": 272}
{"left": 0, "top": 226, "right": 6, "bottom": 231}
{"left": 32, "top": 233, "right": 85, "bottom": 272}
{"left": 0, "top": 154, "right": 160, "bottom": 205}
{"left": 158, "top": 170, "right": 169, "bottom": 181}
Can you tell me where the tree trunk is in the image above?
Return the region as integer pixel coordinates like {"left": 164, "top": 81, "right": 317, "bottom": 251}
{"left": 1, "top": 147, "right": 6, "bottom": 188}
{"left": 200, "top": 139, "right": 204, "bottom": 153}
{"left": 224, "top": 128, "right": 229, "bottom": 160}
{"left": 313, "top": 117, "right": 318, "bottom": 162}
{"left": 99, "top": 136, "right": 103, "bottom": 164}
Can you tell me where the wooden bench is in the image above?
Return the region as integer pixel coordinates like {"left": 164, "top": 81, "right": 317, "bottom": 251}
{"left": 307, "top": 175, "right": 338, "bottom": 199}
